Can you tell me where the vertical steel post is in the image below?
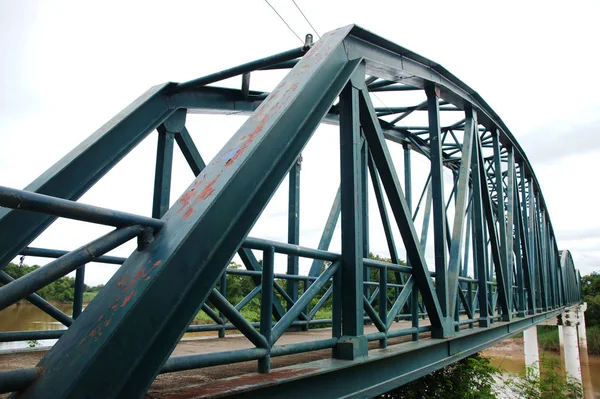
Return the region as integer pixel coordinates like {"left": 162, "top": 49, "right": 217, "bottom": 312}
{"left": 513, "top": 170, "right": 526, "bottom": 317}
{"left": 532, "top": 199, "right": 547, "bottom": 310}
{"left": 506, "top": 147, "right": 516, "bottom": 316}
{"left": 425, "top": 82, "right": 450, "bottom": 331}
{"left": 362, "top": 141, "right": 370, "bottom": 298}
{"left": 492, "top": 131, "right": 511, "bottom": 319}
{"left": 447, "top": 108, "right": 475, "bottom": 317}
{"left": 287, "top": 157, "right": 301, "bottom": 309}
{"left": 335, "top": 71, "right": 368, "bottom": 360}
{"left": 462, "top": 207, "right": 472, "bottom": 278}
{"left": 404, "top": 143, "right": 419, "bottom": 340}
{"left": 218, "top": 271, "right": 227, "bottom": 338}
{"left": 471, "top": 130, "right": 489, "bottom": 327}
{"left": 538, "top": 206, "right": 549, "bottom": 310}
{"left": 152, "top": 125, "right": 176, "bottom": 219}
{"left": 379, "top": 267, "right": 387, "bottom": 348}
{"left": 403, "top": 144, "right": 412, "bottom": 214}
{"left": 528, "top": 182, "right": 539, "bottom": 311}
{"left": 73, "top": 265, "right": 85, "bottom": 319}
{"left": 521, "top": 174, "right": 535, "bottom": 314}
{"left": 259, "top": 247, "right": 274, "bottom": 373}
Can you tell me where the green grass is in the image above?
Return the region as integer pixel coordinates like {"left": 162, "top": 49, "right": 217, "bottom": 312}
{"left": 537, "top": 326, "right": 560, "bottom": 352}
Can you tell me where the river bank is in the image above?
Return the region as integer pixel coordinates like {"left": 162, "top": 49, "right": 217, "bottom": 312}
{"left": 482, "top": 335, "right": 600, "bottom": 397}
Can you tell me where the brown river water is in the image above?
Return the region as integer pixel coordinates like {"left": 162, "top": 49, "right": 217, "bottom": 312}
{"left": 0, "top": 302, "right": 216, "bottom": 351}
{"left": 1, "top": 303, "right": 599, "bottom": 397}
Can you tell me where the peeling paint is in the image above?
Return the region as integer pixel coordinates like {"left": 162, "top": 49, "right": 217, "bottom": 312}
{"left": 198, "top": 175, "right": 221, "bottom": 200}
{"left": 121, "top": 290, "right": 135, "bottom": 308}
{"left": 182, "top": 208, "right": 194, "bottom": 219}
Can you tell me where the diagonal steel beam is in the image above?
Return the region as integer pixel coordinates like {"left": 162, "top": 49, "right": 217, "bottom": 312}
{"left": 174, "top": 127, "right": 288, "bottom": 321}
{"left": 447, "top": 109, "right": 475, "bottom": 316}
{"left": 491, "top": 132, "right": 511, "bottom": 316}
{"left": 476, "top": 137, "right": 510, "bottom": 319}
{"left": 20, "top": 26, "right": 359, "bottom": 399}
{"left": 358, "top": 88, "right": 446, "bottom": 337}
{"left": 308, "top": 187, "right": 341, "bottom": 277}
{"left": 419, "top": 181, "right": 433, "bottom": 252}
{"left": 367, "top": 155, "right": 400, "bottom": 267}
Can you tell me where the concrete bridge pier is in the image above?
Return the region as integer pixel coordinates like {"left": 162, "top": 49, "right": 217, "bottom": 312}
{"left": 523, "top": 326, "right": 540, "bottom": 377}
{"left": 577, "top": 303, "right": 593, "bottom": 399}
{"left": 561, "top": 307, "right": 583, "bottom": 387}
{"left": 577, "top": 303, "right": 588, "bottom": 352}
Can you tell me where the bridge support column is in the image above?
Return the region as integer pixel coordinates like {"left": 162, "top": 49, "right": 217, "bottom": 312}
{"left": 578, "top": 303, "right": 588, "bottom": 352}
{"left": 523, "top": 326, "right": 540, "bottom": 377}
{"left": 562, "top": 308, "right": 582, "bottom": 385}
{"left": 558, "top": 324, "right": 564, "bottom": 361}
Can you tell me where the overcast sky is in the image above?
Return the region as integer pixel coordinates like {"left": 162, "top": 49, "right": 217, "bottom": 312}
{"left": 1, "top": 0, "right": 599, "bottom": 286}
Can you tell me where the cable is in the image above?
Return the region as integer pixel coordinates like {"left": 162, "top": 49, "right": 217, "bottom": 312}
{"left": 264, "top": 0, "right": 304, "bottom": 44}
{"left": 291, "top": 0, "right": 321, "bottom": 39}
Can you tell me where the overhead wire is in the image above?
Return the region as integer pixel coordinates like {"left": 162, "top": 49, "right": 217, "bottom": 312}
{"left": 291, "top": 0, "right": 321, "bottom": 39}
{"left": 264, "top": 0, "right": 304, "bottom": 45}
{"left": 263, "top": 1, "right": 404, "bottom": 133}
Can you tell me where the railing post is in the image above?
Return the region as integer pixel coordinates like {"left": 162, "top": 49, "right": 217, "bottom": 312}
{"left": 258, "top": 247, "right": 274, "bottom": 373}
{"left": 379, "top": 267, "right": 387, "bottom": 348}
{"left": 218, "top": 271, "right": 227, "bottom": 338}
{"left": 73, "top": 265, "right": 85, "bottom": 319}
{"left": 334, "top": 68, "right": 368, "bottom": 360}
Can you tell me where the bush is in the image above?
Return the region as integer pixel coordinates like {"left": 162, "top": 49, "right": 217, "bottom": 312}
{"left": 584, "top": 294, "right": 600, "bottom": 328}
{"left": 380, "top": 353, "right": 497, "bottom": 399}
{"left": 502, "top": 355, "right": 582, "bottom": 399}
{"left": 586, "top": 325, "right": 600, "bottom": 355}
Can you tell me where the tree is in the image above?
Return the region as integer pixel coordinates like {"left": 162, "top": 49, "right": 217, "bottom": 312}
{"left": 581, "top": 272, "right": 600, "bottom": 327}
{"left": 1, "top": 263, "right": 75, "bottom": 303}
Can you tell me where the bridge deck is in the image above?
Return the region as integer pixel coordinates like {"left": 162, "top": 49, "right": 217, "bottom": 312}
{"left": 0, "top": 320, "right": 431, "bottom": 398}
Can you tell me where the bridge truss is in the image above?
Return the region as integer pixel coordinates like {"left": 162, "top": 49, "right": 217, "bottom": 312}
{"left": 0, "top": 25, "right": 582, "bottom": 398}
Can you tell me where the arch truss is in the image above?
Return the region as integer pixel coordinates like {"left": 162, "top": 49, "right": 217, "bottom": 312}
{"left": 0, "top": 25, "right": 582, "bottom": 398}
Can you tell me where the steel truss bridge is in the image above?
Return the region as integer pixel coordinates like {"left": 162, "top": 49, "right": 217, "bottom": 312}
{"left": 0, "top": 25, "right": 582, "bottom": 398}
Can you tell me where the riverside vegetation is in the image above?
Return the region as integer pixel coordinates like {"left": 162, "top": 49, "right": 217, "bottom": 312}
{"left": 378, "top": 353, "right": 582, "bottom": 399}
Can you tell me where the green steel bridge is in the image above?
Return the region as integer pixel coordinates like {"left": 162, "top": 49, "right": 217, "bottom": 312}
{"left": 0, "top": 25, "right": 582, "bottom": 398}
